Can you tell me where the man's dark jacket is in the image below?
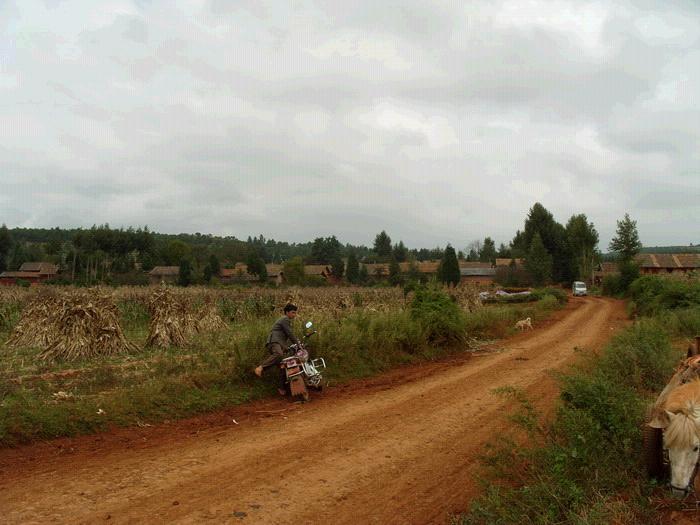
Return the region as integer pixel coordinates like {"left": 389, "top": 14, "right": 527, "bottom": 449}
{"left": 266, "top": 316, "right": 299, "bottom": 347}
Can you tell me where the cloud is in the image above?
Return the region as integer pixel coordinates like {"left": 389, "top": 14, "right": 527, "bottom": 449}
{"left": 0, "top": 0, "right": 698, "bottom": 249}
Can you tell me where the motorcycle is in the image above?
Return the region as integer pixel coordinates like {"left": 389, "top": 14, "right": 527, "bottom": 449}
{"left": 280, "top": 321, "right": 326, "bottom": 402}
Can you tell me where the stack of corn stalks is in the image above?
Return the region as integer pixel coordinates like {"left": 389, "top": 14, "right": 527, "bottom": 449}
{"left": 451, "top": 284, "right": 483, "bottom": 313}
{"left": 146, "top": 286, "right": 197, "bottom": 348}
{"left": 39, "top": 290, "right": 137, "bottom": 361}
{"left": 5, "top": 291, "right": 64, "bottom": 349}
{"left": 196, "top": 299, "right": 227, "bottom": 332}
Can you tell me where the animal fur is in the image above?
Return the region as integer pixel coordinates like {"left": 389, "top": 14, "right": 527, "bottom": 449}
{"left": 662, "top": 379, "right": 700, "bottom": 449}
{"left": 515, "top": 317, "right": 532, "bottom": 331}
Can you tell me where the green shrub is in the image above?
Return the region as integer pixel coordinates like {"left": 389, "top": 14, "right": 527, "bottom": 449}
{"left": 411, "top": 284, "right": 466, "bottom": 344}
{"left": 628, "top": 276, "right": 700, "bottom": 316}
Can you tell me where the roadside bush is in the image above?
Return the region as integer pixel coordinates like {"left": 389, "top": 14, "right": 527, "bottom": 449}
{"left": 531, "top": 287, "right": 567, "bottom": 305}
{"left": 410, "top": 284, "right": 465, "bottom": 344}
{"left": 628, "top": 276, "right": 700, "bottom": 316}
{"left": 659, "top": 307, "right": 700, "bottom": 338}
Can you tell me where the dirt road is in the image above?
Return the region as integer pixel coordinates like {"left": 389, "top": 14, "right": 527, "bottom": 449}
{"left": 0, "top": 296, "right": 626, "bottom": 524}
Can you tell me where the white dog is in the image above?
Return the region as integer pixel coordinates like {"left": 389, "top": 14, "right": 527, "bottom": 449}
{"left": 515, "top": 317, "right": 533, "bottom": 331}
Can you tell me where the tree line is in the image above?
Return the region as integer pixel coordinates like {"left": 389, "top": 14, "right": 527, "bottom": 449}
{"left": 0, "top": 203, "right": 644, "bottom": 287}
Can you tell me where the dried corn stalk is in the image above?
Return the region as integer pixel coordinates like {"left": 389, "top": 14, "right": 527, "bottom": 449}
{"left": 40, "top": 290, "right": 137, "bottom": 361}
{"left": 146, "top": 286, "right": 197, "bottom": 348}
{"left": 196, "top": 299, "right": 227, "bottom": 332}
{"left": 5, "top": 291, "right": 64, "bottom": 349}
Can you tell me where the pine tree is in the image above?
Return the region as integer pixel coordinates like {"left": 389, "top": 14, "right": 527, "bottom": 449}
{"left": 358, "top": 264, "right": 369, "bottom": 284}
{"left": 389, "top": 256, "right": 403, "bottom": 286}
{"left": 438, "top": 245, "right": 461, "bottom": 286}
{"left": 609, "top": 213, "right": 642, "bottom": 263}
{"left": 392, "top": 241, "right": 408, "bottom": 262}
{"left": 178, "top": 259, "right": 193, "bottom": 286}
{"left": 346, "top": 253, "right": 359, "bottom": 283}
{"left": 373, "top": 231, "right": 392, "bottom": 260}
{"left": 525, "top": 232, "right": 552, "bottom": 286}
{"left": 480, "top": 237, "right": 496, "bottom": 264}
{"left": 566, "top": 214, "right": 598, "bottom": 281}
{"left": 331, "top": 254, "right": 345, "bottom": 280}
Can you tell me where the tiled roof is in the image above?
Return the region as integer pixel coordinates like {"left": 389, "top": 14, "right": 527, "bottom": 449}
{"left": 149, "top": 266, "right": 180, "bottom": 276}
{"left": 18, "top": 262, "right": 58, "bottom": 274}
{"left": 459, "top": 261, "right": 493, "bottom": 269}
{"left": 635, "top": 253, "right": 700, "bottom": 269}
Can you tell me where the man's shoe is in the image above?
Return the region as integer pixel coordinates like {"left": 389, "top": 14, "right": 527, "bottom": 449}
{"left": 277, "top": 388, "right": 287, "bottom": 396}
{"left": 254, "top": 366, "right": 263, "bottom": 377}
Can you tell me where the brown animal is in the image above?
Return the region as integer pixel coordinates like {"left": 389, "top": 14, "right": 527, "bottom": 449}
{"left": 515, "top": 317, "right": 533, "bottom": 331}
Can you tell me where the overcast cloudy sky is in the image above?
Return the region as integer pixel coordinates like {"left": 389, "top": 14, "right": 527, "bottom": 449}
{"left": 1, "top": 0, "right": 698, "bottom": 249}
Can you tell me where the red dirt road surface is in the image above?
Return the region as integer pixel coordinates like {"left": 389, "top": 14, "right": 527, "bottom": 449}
{"left": 0, "top": 296, "right": 626, "bottom": 524}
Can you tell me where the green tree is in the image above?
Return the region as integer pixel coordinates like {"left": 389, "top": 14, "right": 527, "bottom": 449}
{"left": 246, "top": 252, "right": 268, "bottom": 282}
{"left": 346, "top": 253, "right": 359, "bottom": 284}
{"left": 373, "top": 231, "right": 392, "bottom": 260}
{"left": 438, "top": 245, "right": 461, "bottom": 286}
{"left": 208, "top": 254, "right": 220, "bottom": 277}
{"left": 516, "top": 203, "right": 571, "bottom": 282}
{"left": 497, "top": 243, "right": 511, "bottom": 258}
{"left": 392, "top": 241, "right": 408, "bottom": 263}
{"left": 309, "top": 236, "right": 342, "bottom": 264}
{"left": 609, "top": 213, "right": 642, "bottom": 263}
{"left": 566, "top": 214, "right": 599, "bottom": 282}
{"left": 525, "top": 232, "right": 552, "bottom": 286}
{"left": 358, "top": 264, "right": 369, "bottom": 284}
{"left": 163, "top": 240, "right": 191, "bottom": 266}
{"left": 480, "top": 237, "right": 496, "bottom": 264}
{"left": 389, "top": 256, "right": 403, "bottom": 286}
{"left": 283, "top": 256, "right": 305, "bottom": 285}
{"left": 178, "top": 259, "right": 193, "bottom": 286}
{"left": 0, "top": 224, "right": 15, "bottom": 273}
{"left": 331, "top": 254, "right": 345, "bottom": 280}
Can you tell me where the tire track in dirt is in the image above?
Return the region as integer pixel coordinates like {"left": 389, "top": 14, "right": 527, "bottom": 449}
{"left": 0, "top": 296, "right": 626, "bottom": 524}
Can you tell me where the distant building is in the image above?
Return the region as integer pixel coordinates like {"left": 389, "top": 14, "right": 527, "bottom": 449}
{"left": 460, "top": 264, "right": 496, "bottom": 285}
{"left": 148, "top": 266, "right": 180, "bottom": 285}
{"left": 636, "top": 253, "right": 700, "bottom": 276}
{"left": 0, "top": 262, "right": 59, "bottom": 286}
{"left": 219, "top": 263, "right": 285, "bottom": 285}
{"left": 594, "top": 254, "right": 700, "bottom": 284}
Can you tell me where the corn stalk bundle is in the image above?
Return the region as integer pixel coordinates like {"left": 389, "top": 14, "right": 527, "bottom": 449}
{"left": 145, "top": 286, "right": 197, "bottom": 348}
{"left": 40, "top": 290, "right": 137, "bottom": 361}
{"left": 452, "top": 284, "right": 483, "bottom": 313}
{"left": 5, "top": 291, "right": 65, "bottom": 349}
{"left": 196, "top": 299, "right": 227, "bottom": 332}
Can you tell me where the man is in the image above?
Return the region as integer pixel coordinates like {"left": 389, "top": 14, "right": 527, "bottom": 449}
{"left": 254, "top": 303, "right": 300, "bottom": 394}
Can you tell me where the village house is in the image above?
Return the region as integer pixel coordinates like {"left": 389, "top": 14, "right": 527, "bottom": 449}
{"left": 0, "top": 262, "right": 59, "bottom": 286}
{"left": 219, "top": 263, "right": 285, "bottom": 285}
{"left": 459, "top": 262, "right": 496, "bottom": 285}
{"left": 594, "top": 254, "right": 700, "bottom": 284}
{"left": 148, "top": 266, "right": 180, "bottom": 285}
{"left": 636, "top": 253, "right": 700, "bottom": 276}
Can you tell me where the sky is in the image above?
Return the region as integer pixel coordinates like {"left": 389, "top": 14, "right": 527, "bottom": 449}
{"left": 1, "top": 0, "right": 698, "bottom": 251}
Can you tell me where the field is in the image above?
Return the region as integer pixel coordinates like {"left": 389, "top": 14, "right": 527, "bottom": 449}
{"left": 0, "top": 284, "right": 564, "bottom": 445}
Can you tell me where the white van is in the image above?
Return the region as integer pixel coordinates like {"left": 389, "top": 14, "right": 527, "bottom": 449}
{"left": 572, "top": 281, "right": 587, "bottom": 296}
